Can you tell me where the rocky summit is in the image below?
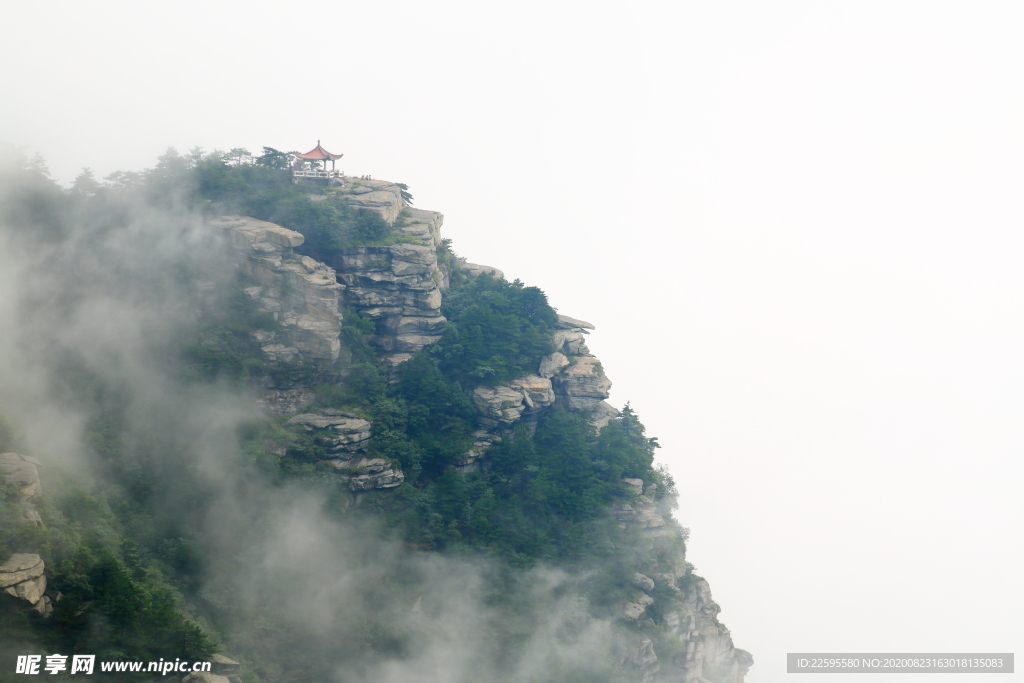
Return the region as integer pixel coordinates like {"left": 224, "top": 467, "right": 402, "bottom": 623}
{"left": 195, "top": 175, "right": 752, "bottom": 682}
{"left": 0, "top": 154, "right": 750, "bottom": 683}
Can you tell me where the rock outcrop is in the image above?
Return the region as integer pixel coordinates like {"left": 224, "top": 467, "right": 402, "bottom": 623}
{"left": 1, "top": 452, "right": 43, "bottom": 526}
{"left": 325, "top": 210, "right": 448, "bottom": 369}
{"left": 461, "top": 262, "right": 504, "bottom": 280}
{"left": 611, "top": 483, "right": 753, "bottom": 683}
{"left": 471, "top": 375, "right": 556, "bottom": 429}
{"left": 216, "top": 216, "right": 344, "bottom": 386}
{"left": 333, "top": 178, "right": 406, "bottom": 224}
{"left": 286, "top": 410, "right": 372, "bottom": 456}
{"left": 206, "top": 181, "right": 750, "bottom": 681}
{"left": 285, "top": 411, "right": 403, "bottom": 491}
{"left": 255, "top": 388, "right": 316, "bottom": 415}
{"left": 0, "top": 553, "right": 51, "bottom": 615}
{"left": 328, "top": 456, "right": 405, "bottom": 491}
{"left": 458, "top": 312, "right": 619, "bottom": 469}
{"left": 192, "top": 654, "right": 242, "bottom": 683}
{"left": 618, "top": 638, "right": 661, "bottom": 683}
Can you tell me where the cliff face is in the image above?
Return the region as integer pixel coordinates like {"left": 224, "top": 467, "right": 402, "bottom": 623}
{"left": 613, "top": 482, "right": 753, "bottom": 683}
{"left": 0, "top": 453, "right": 52, "bottom": 616}
{"left": 215, "top": 215, "right": 344, "bottom": 385}
{"left": 205, "top": 185, "right": 752, "bottom": 683}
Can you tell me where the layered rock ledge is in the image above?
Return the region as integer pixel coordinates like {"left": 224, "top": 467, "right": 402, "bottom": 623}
{"left": 0, "top": 552, "right": 51, "bottom": 615}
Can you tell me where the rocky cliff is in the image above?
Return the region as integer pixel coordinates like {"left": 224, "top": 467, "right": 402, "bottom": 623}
{"left": 203, "top": 183, "right": 752, "bottom": 682}
{"left": 1, "top": 453, "right": 54, "bottom": 616}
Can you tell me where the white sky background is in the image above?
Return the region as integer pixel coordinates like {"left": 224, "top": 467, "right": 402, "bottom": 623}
{"left": 2, "top": 1, "right": 1022, "bottom": 680}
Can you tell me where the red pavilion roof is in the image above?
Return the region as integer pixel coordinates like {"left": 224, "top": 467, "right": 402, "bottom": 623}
{"left": 294, "top": 142, "right": 344, "bottom": 161}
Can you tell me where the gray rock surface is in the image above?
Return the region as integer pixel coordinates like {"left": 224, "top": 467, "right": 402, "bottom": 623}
{"left": 607, "top": 481, "right": 752, "bottom": 683}
{"left": 555, "top": 313, "right": 595, "bottom": 330}
{"left": 660, "top": 579, "right": 753, "bottom": 683}
{"left": 215, "top": 216, "right": 344, "bottom": 383}
{"left": 329, "top": 235, "right": 446, "bottom": 367}
{"left": 1, "top": 453, "right": 43, "bottom": 527}
{"left": 0, "top": 452, "right": 41, "bottom": 500}
{"left": 622, "top": 591, "right": 654, "bottom": 620}
{"left": 256, "top": 388, "right": 315, "bottom": 415}
{"left": 551, "top": 329, "right": 591, "bottom": 356}
{"left": 0, "top": 553, "right": 50, "bottom": 615}
{"left": 286, "top": 412, "right": 372, "bottom": 456}
{"left": 329, "top": 457, "right": 405, "bottom": 491}
{"left": 632, "top": 572, "right": 656, "bottom": 592}
{"left": 333, "top": 179, "right": 406, "bottom": 224}
{"left": 0, "top": 553, "right": 44, "bottom": 588}
{"left": 461, "top": 262, "right": 505, "bottom": 279}
{"left": 203, "top": 654, "right": 241, "bottom": 677}
{"left": 618, "top": 638, "right": 660, "bottom": 683}
{"left": 507, "top": 375, "right": 556, "bottom": 409}
{"left": 590, "top": 401, "right": 620, "bottom": 429}
{"left": 552, "top": 355, "right": 612, "bottom": 411}
{"left": 538, "top": 351, "right": 570, "bottom": 378}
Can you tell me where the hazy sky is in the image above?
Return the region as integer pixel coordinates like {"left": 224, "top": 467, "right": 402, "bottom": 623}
{"left": 3, "top": 2, "right": 1022, "bottom": 680}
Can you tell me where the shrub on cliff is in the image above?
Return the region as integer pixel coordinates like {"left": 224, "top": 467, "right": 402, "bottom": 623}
{"left": 434, "top": 274, "right": 558, "bottom": 387}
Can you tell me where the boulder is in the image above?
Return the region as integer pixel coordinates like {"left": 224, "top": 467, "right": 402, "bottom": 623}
{"left": 218, "top": 215, "right": 304, "bottom": 251}
{"left": 461, "top": 263, "right": 505, "bottom": 280}
{"left": 551, "top": 329, "right": 590, "bottom": 355}
{"left": 506, "top": 375, "right": 555, "bottom": 409}
{"left": 538, "top": 352, "right": 570, "bottom": 379}
{"left": 555, "top": 314, "right": 595, "bottom": 330}
{"left": 1, "top": 554, "right": 48, "bottom": 614}
{"left": 632, "top": 573, "right": 656, "bottom": 592}
{"left": 330, "top": 458, "right": 405, "bottom": 491}
{"left": 286, "top": 413, "right": 372, "bottom": 454}
{"left": 553, "top": 356, "right": 612, "bottom": 404}
{"left": 0, "top": 553, "right": 44, "bottom": 588}
{"left": 591, "top": 401, "right": 620, "bottom": 429}
{"left": 4, "top": 574, "right": 46, "bottom": 604}
{"left": 0, "top": 453, "right": 41, "bottom": 500}
{"left": 203, "top": 655, "right": 241, "bottom": 677}
{"left": 622, "top": 592, "right": 654, "bottom": 620}
{"left": 472, "top": 386, "right": 527, "bottom": 425}
{"left": 264, "top": 226, "right": 305, "bottom": 248}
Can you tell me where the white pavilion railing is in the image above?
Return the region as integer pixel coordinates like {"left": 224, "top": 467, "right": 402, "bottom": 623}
{"left": 292, "top": 169, "right": 344, "bottom": 179}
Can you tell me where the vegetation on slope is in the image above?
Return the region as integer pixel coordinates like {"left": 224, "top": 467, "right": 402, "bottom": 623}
{"left": 0, "top": 148, "right": 685, "bottom": 683}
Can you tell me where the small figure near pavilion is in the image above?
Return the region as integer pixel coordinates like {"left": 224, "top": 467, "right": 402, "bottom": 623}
{"left": 291, "top": 141, "right": 344, "bottom": 183}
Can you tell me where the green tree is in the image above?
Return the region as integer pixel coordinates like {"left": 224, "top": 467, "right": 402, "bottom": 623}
{"left": 256, "top": 146, "right": 290, "bottom": 169}
{"left": 227, "top": 147, "right": 252, "bottom": 166}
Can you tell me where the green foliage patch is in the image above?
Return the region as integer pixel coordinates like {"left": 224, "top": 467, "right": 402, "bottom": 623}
{"left": 434, "top": 273, "right": 558, "bottom": 387}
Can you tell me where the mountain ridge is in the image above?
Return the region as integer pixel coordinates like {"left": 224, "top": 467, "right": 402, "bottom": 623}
{"left": 0, "top": 151, "right": 751, "bottom": 683}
